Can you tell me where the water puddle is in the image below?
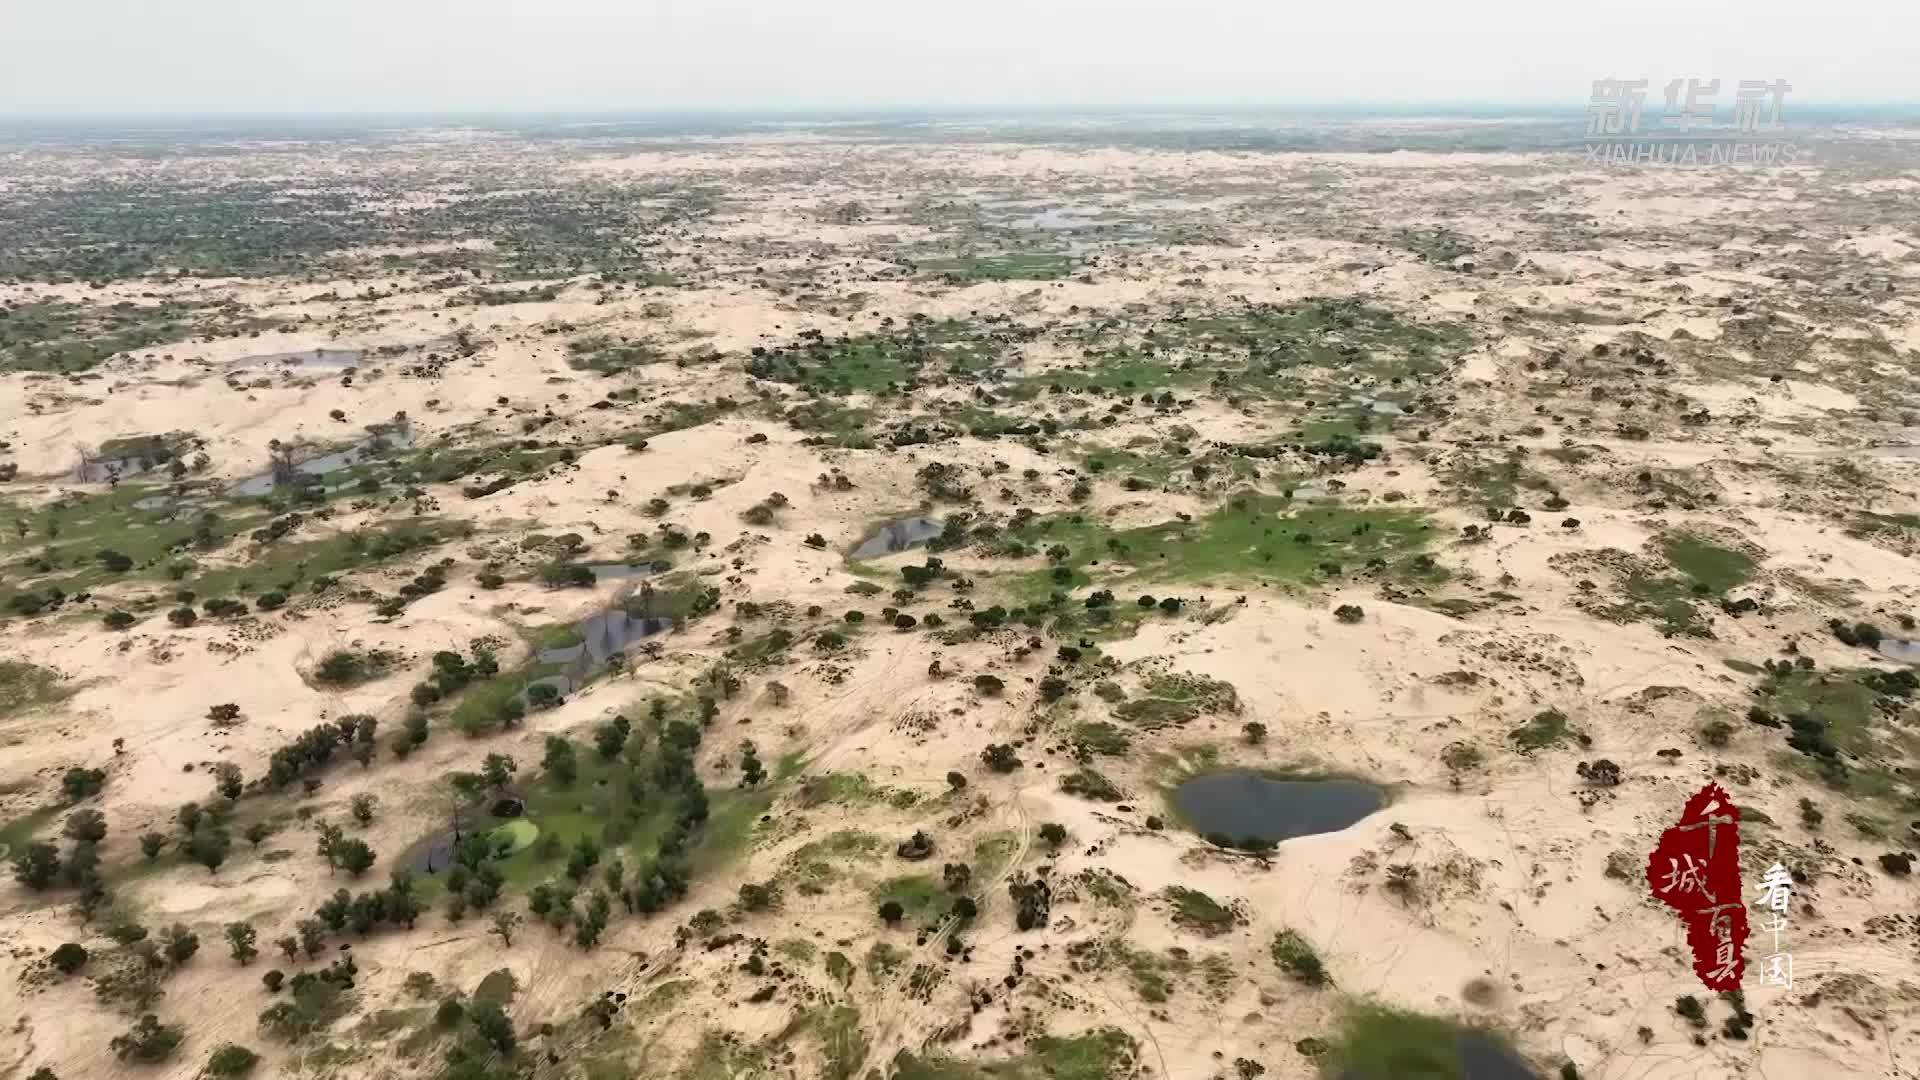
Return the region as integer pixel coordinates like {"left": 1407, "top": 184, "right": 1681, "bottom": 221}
{"left": 403, "top": 801, "right": 534, "bottom": 875}
{"left": 229, "top": 427, "right": 415, "bottom": 497}
{"left": 850, "top": 517, "right": 943, "bottom": 559}
{"left": 1170, "top": 771, "right": 1384, "bottom": 844}
{"left": 588, "top": 563, "right": 656, "bottom": 582}
{"left": 1337, "top": 1031, "right": 1537, "bottom": 1080}
{"left": 516, "top": 603, "right": 673, "bottom": 707}
{"left": 1879, "top": 638, "right": 1920, "bottom": 664}
{"left": 226, "top": 347, "right": 365, "bottom": 372}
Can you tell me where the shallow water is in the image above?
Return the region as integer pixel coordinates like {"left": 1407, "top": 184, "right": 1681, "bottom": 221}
{"left": 76, "top": 454, "right": 164, "bottom": 484}
{"left": 1880, "top": 638, "right": 1920, "bottom": 664}
{"left": 405, "top": 831, "right": 458, "bottom": 874}
{"left": 228, "top": 347, "right": 364, "bottom": 371}
{"left": 850, "top": 517, "right": 943, "bottom": 559}
{"left": 520, "top": 606, "right": 672, "bottom": 706}
{"left": 229, "top": 428, "right": 415, "bottom": 496}
{"left": 1171, "top": 771, "right": 1384, "bottom": 843}
{"left": 1338, "top": 1032, "right": 1537, "bottom": 1080}
{"left": 588, "top": 563, "right": 655, "bottom": 582}
{"left": 1456, "top": 1033, "right": 1539, "bottom": 1080}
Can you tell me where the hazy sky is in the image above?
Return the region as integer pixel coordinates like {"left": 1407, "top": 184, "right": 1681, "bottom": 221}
{"left": 2, "top": 0, "right": 1914, "bottom": 114}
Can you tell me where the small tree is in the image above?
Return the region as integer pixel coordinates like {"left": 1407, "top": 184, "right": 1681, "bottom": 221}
{"left": 1242, "top": 721, "right": 1268, "bottom": 745}
{"left": 140, "top": 831, "right": 168, "bottom": 860}
{"left": 981, "top": 744, "right": 1021, "bottom": 773}
{"left": 225, "top": 921, "right": 258, "bottom": 965}
{"left": 110, "top": 1014, "right": 185, "bottom": 1063}
{"left": 65, "top": 808, "right": 108, "bottom": 844}
{"left": 490, "top": 910, "right": 522, "bottom": 947}
{"left": 1038, "top": 823, "right": 1068, "bottom": 849}
{"left": 337, "top": 839, "right": 376, "bottom": 878}
{"left": 482, "top": 753, "right": 517, "bottom": 790}
{"left": 162, "top": 923, "right": 200, "bottom": 967}
{"left": 187, "top": 825, "right": 231, "bottom": 873}
{"left": 12, "top": 842, "right": 61, "bottom": 890}
{"left": 945, "top": 771, "right": 968, "bottom": 792}
{"left": 274, "top": 935, "right": 299, "bottom": 963}
{"left": 203, "top": 1044, "right": 260, "bottom": 1079}
{"left": 350, "top": 794, "right": 377, "bottom": 826}
{"left": 469, "top": 1000, "right": 516, "bottom": 1055}
{"left": 51, "top": 942, "right": 89, "bottom": 974}
{"left": 297, "top": 919, "right": 327, "bottom": 959}
{"left": 878, "top": 900, "right": 905, "bottom": 926}
{"left": 212, "top": 762, "right": 244, "bottom": 802}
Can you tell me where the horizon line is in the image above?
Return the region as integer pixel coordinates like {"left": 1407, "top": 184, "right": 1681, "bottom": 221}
{"left": 4, "top": 99, "right": 1919, "bottom": 121}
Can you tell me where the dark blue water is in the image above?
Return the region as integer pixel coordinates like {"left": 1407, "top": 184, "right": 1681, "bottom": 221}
{"left": 1337, "top": 1032, "right": 1538, "bottom": 1079}
{"left": 850, "top": 517, "right": 943, "bottom": 559}
{"left": 1171, "top": 771, "right": 1383, "bottom": 843}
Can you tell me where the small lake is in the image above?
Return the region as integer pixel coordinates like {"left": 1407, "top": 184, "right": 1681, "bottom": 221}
{"left": 1880, "top": 638, "right": 1920, "bottom": 664}
{"left": 227, "top": 348, "right": 364, "bottom": 372}
{"left": 77, "top": 453, "right": 168, "bottom": 484}
{"left": 588, "top": 563, "right": 656, "bottom": 582}
{"left": 1171, "top": 771, "right": 1384, "bottom": 844}
{"left": 229, "top": 428, "right": 415, "bottom": 497}
{"left": 850, "top": 517, "right": 943, "bottom": 559}
{"left": 1338, "top": 1031, "right": 1538, "bottom": 1080}
{"left": 516, "top": 605, "right": 673, "bottom": 707}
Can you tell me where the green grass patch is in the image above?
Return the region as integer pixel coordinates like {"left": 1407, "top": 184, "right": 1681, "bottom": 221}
{"left": 189, "top": 519, "right": 468, "bottom": 600}
{"left": 488, "top": 819, "right": 539, "bottom": 854}
{"left": 917, "top": 253, "right": 1074, "bottom": 281}
{"left": 0, "top": 299, "right": 281, "bottom": 373}
{"left": 1660, "top": 532, "right": 1757, "bottom": 594}
{"left": 1164, "top": 886, "right": 1236, "bottom": 934}
{"left": 865, "top": 942, "right": 907, "bottom": 982}
{"left": 1069, "top": 721, "right": 1131, "bottom": 756}
{"left": 972, "top": 831, "right": 1019, "bottom": 882}
{"left": 1508, "top": 708, "right": 1577, "bottom": 752}
{"left": 1006, "top": 494, "right": 1444, "bottom": 595}
{"left": 873, "top": 874, "right": 944, "bottom": 921}
{"left": 0, "top": 804, "right": 61, "bottom": 860}
{"left": 1442, "top": 448, "right": 1553, "bottom": 509}
{"left": 746, "top": 320, "right": 1004, "bottom": 395}
{"left": 567, "top": 334, "right": 663, "bottom": 375}
{"left": 689, "top": 786, "right": 774, "bottom": 874}
{"left": 1270, "top": 928, "right": 1329, "bottom": 985}
{"left": 1112, "top": 673, "right": 1240, "bottom": 730}
{"left": 0, "top": 661, "right": 67, "bottom": 719}
{"left": 1758, "top": 665, "right": 1917, "bottom": 799}
{"left": 893, "top": 1028, "right": 1138, "bottom": 1080}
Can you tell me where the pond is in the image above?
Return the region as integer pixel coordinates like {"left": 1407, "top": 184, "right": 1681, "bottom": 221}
{"left": 227, "top": 347, "right": 365, "bottom": 372}
{"left": 404, "top": 801, "right": 539, "bottom": 874}
{"left": 1879, "top": 638, "right": 1920, "bottom": 664}
{"left": 229, "top": 427, "right": 415, "bottom": 497}
{"left": 516, "top": 605, "right": 673, "bottom": 708}
{"left": 850, "top": 517, "right": 943, "bottom": 559}
{"left": 1338, "top": 1032, "right": 1538, "bottom": 1080}
{"left": 587, "top": 563, "right": 656, "bottom": 582}
{"left": 1170, "top": 771, "right": 1385, "bottom": 844}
